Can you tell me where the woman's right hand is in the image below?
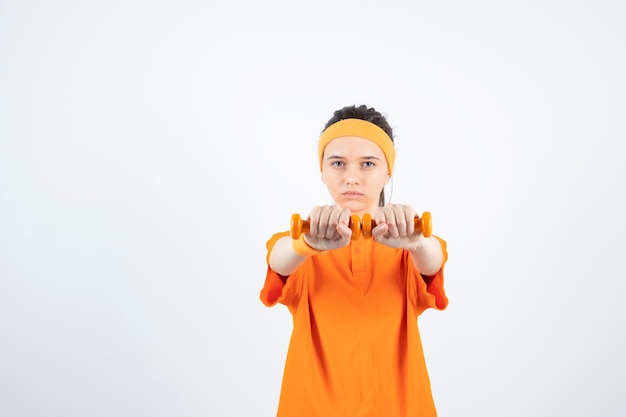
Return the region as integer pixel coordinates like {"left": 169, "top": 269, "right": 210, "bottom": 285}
{"left": 303, "top": 205, "right": 353, "bottom": 251}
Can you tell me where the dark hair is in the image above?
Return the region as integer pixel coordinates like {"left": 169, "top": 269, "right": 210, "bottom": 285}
{"left": 323, "top": 104, "right": 394, "bottom": 142}
{"left": 323, "top": 104, "right": 394, "bottom": 207}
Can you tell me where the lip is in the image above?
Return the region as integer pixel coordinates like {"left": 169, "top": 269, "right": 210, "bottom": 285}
{"left": 342, "top": 191, "right": 364, "bottom": 199}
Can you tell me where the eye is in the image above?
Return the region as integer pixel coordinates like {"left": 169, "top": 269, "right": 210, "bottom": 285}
{"left": 362, "top": 161, "right": 375, "bottom": 168}
{"left": 331, "top": 160, "right": 345, "bottom": 167}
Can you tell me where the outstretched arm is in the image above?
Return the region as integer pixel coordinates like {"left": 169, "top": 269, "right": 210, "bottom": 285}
{"left": 268, "top": 236, "right": 308, "bottom": 276}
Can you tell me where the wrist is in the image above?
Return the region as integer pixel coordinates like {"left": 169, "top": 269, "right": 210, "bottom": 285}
{"left": 407, "top": 235, "right": 427, "bottom": 254}
{"left": 292, "top": 234, "right": 323, "bottom": 257}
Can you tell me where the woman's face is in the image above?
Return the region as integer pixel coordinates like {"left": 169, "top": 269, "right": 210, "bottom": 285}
{"left": 321, "top": 136, "right": 390, "bottom": 216}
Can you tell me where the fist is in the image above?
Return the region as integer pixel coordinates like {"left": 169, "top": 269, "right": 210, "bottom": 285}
{"left": 371, "top": 204, "right": 425, "bottom": 250}
{"left": 303, "top": 205, "right": 353, "bottom": 251}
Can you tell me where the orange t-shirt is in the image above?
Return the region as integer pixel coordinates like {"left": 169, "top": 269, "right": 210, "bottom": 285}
{"left": 260, "top": 232, "right": 448, "bottom": 417}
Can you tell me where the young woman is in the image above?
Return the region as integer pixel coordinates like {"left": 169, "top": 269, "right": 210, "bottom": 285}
{"left": 260, "top": 105, "right": 448, "bottom": 417}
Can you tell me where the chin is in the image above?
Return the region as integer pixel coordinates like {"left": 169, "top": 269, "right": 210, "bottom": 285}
{"left": 340, "top": 201, "right": 371, "bottom": 216}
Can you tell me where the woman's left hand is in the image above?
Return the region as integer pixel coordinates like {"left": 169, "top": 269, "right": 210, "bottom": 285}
{"left": 371, "top": 204, "right": 426, "bottom": 251}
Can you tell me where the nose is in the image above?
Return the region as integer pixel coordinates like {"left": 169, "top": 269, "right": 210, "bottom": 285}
{"left": 345, "top": 164, "right": 360, "bottom": 185}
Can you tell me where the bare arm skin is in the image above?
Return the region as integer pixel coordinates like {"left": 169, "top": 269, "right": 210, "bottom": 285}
{"left": 268, "top": 236, "right": 308, "bottom": 277}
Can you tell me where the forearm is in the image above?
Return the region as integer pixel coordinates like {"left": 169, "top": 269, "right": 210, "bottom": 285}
{"left": 268, "top": 236, "right": 308, "bottom": 276}
{"left": 409, "top": 236, "right": 444, "bottom": 277}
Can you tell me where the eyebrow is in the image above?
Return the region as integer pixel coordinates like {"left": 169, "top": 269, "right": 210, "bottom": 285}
{"left": 326, "top": 155, "right": 382, "bottom": 160}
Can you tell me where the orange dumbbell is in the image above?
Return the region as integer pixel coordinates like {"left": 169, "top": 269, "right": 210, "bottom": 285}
{"left": 290, "top": 211, "right": 432, "bottom": 240}
{"left": 361, "top": 212, "right": 432, "bottom": 238}
{"left": 290, "top": 214, "right": 362, "bottom": 240}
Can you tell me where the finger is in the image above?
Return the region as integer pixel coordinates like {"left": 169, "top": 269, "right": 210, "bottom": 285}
{"left": 371, "top": 223, "right": 389, "bottom": 240}
{"left": 337, "top": 207, "right": 351, "bottom": 226}
{"left": 393, "top": 204, "right": 408, "bottom": 237}
{"left": 336, "top": 222, "right": 353, "bottom": 241}
{"left": 326, "top": 206, "right": 343, "bottom": 240}
{"left": 335, "top": 208, "right": 351, "bottom": 240}
{"left": 308, "top": 206, "right": 322, "bottom": 237}
{"left": 405, "top": 205, "right": 417, "bottom": 235}
{"left": 318, "top": 205, "right": 333, "bottom": 239}
{"left": 385, "top": 206, "right": 399, "bottom": 238}
{"left": 374, "top": 206, "right": 388, "bottom": 232}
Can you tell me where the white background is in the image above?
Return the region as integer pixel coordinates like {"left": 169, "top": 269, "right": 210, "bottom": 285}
{"left": 1, "top": 1, "right": 625, "bottom": 416}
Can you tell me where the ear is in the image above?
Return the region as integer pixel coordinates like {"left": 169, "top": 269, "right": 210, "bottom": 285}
{"left": 321, "top": 172, "right": 326, "bottom": 185}
{"left": 384, "top": 173, "right": 391, "bottom": 185}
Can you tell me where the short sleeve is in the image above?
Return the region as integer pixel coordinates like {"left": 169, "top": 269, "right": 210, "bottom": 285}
{"left": 259, "top": 232, "right": 301, "bottom": 308}
{"left": 408, "top": 236, "right": 449, "bottom": 315}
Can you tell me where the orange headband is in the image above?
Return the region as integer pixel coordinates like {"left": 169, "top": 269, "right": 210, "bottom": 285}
{"left": 318, "top": 118, "right": 396, "bottom": 174}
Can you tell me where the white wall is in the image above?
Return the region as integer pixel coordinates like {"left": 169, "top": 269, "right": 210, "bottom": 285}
{"left": 1, "top": 1, "right": 625, "bottom": 416}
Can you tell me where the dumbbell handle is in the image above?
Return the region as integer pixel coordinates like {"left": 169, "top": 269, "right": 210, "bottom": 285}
{"left": 290, "top": 212, "right": 432, "bottom": 240}
{"left": 361, "top": 212, "right": 432, "bottom": 238}
{"left": 290, "top": 214, "right": 362, "bottom": 240}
